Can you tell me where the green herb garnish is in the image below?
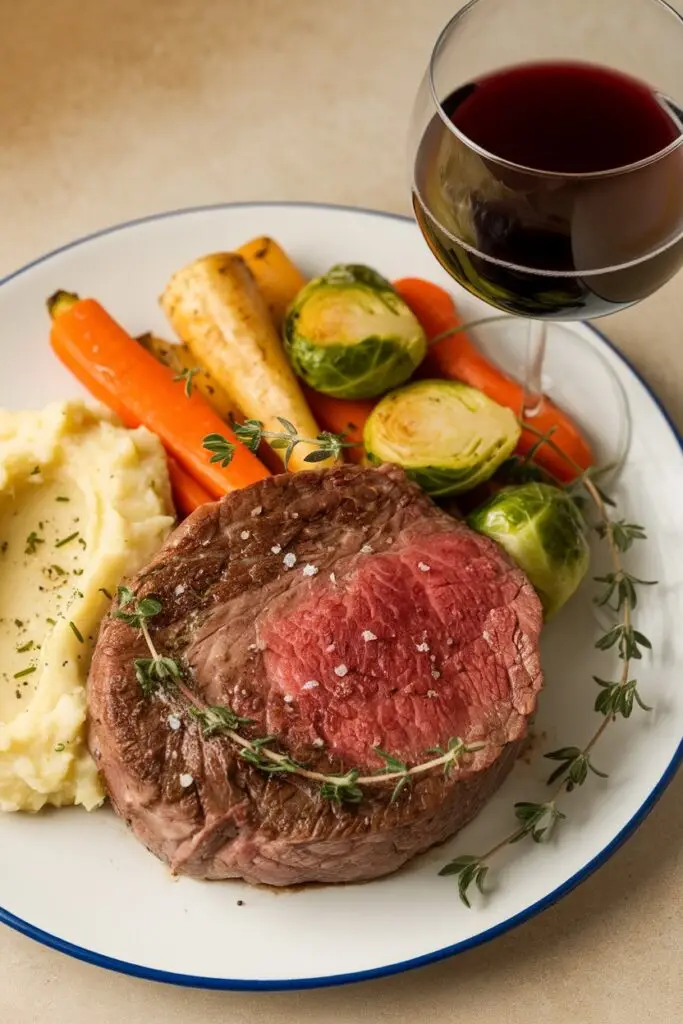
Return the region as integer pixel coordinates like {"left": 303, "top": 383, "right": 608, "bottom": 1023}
{"left": 436, "top": 419, "right": 654, "bottom": 907}
{"left": 204, "top": 418, "right": 351, "bottom": 471}
{"left": 55, "top": 531, "right": 79, "bottom": 549}
{"left": 69, "top": 621, "right": 84, "bottom": 643}
{"left": 25, "top": 531, "right": 44, "bottom": 555}
{"left": 173, "top": 366, "right": 201, "bottom": 397}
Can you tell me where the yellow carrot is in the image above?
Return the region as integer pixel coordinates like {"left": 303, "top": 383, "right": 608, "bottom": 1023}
{"left": 236, "top": 236, "right": 306, "bottom": 329}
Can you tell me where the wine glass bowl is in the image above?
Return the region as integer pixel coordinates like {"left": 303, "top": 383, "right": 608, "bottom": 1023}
{"left": 411, "top": 97, "right": 683, "bottom": 320}
{"left": 408, "top": 0, "right": 683, "bottom": 445}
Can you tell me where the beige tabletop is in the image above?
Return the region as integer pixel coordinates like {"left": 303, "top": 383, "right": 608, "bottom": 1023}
{"left": 1, "top": 1, "right": 682, "bottom": 1021}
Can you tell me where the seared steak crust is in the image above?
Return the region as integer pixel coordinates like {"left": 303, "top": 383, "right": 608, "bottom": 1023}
{"left": 88, "top": 465, "right": 543, "bottom": 885}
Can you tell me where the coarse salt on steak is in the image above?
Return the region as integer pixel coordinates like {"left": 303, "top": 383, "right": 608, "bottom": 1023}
{"left": 88, "top": 465, "right": 543, "bottom": 886}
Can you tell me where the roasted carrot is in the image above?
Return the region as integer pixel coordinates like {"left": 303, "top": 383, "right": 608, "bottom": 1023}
{"left": 236, "top": 236, "right": 306, "bottom": 329}
{"left": 135, "top": 330, "right": 284, "bottom": 475}
{"left": 166, "top": 456, "right": 213, "bottom": 518}
{"left": 137, "top": 332, "right": 239, "bottom": 422}
{"left": 301, "top": 384, "right": 374, "bottom": 465}
{"left": 393, "top": 278, "right": 594, "bottom": 482}
{"left": 48, "top": 291, "right": 269, "bottom": 498}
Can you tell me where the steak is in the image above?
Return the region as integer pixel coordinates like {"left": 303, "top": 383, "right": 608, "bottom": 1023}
{"left": 88, "top": 465, "right": 543, "bottom": 886}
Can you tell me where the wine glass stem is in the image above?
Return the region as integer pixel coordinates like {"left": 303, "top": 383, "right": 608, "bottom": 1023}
{"left": 523, "top": 319, "right": 547, "bottom": 417}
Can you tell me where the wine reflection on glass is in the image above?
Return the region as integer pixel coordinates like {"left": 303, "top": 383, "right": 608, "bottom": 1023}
{"left": 409, "top": 0, "right": 683, "bottom": 468}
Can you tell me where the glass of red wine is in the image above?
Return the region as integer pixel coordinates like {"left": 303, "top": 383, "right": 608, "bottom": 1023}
{"left": 409, "top": 0, "right": 683, "bottom": 461}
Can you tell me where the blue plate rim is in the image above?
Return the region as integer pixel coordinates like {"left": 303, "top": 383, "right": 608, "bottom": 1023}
{"left": 0, "top": 199, "right": 681, "bottom": 991}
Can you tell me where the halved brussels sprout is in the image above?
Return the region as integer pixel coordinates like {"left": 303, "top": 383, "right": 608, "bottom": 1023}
{"left": 363, "top": 379, "right": 521, "bottom": 496}
{"left": 284, "top": 264, "right": 427, "bottom": 399}
{"left": 468, "top": 482, "right": 589, "bottom": 618}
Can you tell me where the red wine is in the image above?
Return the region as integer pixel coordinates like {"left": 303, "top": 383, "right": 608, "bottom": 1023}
{"left": 413, "top": 60, "right": 683, "bottom": 318}
{"left": 446, "top": 61, "right": 679, "bottom": 174}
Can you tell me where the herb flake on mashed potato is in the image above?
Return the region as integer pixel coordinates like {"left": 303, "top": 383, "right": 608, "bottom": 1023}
{"left": 0, "top": 400, "right": 174, "bottom": 812}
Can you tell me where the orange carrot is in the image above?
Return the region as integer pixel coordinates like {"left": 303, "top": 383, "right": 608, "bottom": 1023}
{"left": 301, "top": 384, "right": 374, "bottom": 465}
{"left": 167, "top": 456, "right": 213, "bottom": 518}
{"left": 393, "top": 278, "right": 594, "bottom": 482}
{"left": 48, "top": 293, "right": 270, "bottom": 498}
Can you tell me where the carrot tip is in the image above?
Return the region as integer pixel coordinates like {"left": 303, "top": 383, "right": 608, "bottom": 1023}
{"left": 47, "top": 290, "right": 80, "bottom": 319}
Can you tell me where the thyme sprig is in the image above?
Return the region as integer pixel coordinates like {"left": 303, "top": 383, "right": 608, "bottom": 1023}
{"left": 440, "top": 423, "right": 655, "bottom": 906}
{"left": 204, "top": 418, "right": 356, "bottom": 470}
{"left": 114, "top": 587, "right": 175, "bottom": 695}
{"left": 439, "top": 800, "right": 566, "bottom": 906}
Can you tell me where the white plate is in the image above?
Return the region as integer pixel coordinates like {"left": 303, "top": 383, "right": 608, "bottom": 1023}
{"left": 0, "top": 202, "right": 681, "bottom": 990}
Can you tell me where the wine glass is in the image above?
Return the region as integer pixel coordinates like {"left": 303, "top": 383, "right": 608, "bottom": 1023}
{"left": 408, "top": 0, "right": 683, "bottom": 467}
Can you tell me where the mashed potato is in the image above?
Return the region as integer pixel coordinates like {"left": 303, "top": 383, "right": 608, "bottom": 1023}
{"left": 0, "top": 401, "right": 174, "bottom": 812}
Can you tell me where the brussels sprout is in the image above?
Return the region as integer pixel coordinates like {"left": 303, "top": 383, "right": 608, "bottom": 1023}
{"left": 363, "top": 379, "right": 521, "bottom": 497}
{"left": 284, "top": 264, "right": 427, "bottom": 399}
{"left": 468, "top": 482, "right": 590, "bottom": 618}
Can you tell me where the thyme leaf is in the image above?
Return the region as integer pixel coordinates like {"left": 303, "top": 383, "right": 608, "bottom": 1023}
{"left": 438, "top": 856, "right": 489, "bottom": 908}
{"left": 595, "top": 623, "right": 652, "bottom": 661}
{"left": 113, "top": 587, "right": 162, "bottom": 628}
{"left": 320, "top": 771, "right": 364, "bottom": 804}
{"left": 512, "top": 801, "right": 566, "bottom": 843}
{"left": 593, "top": 677, "right": 652, "bottom": 718}
{"left": 544, "top": 747, "right": 608, "bottom": 791}
{"left": 134, "top": 656, "right": 181, "bottom": 697}
{"left": 189, "top": 704, "right": 254, "bottom": 736}
{"left": 597, "top": 519, "right": 646, "bottom": 552}
{"left": 593, "top": 571, "right": 656, "bottom": 611}
{"left": 239, "top": 741, "right": 304, "bottom": 774}
{"left": 203, "top": 433, "right": 237, "bottom": 467}
{"left": 173, "top": 366, "right": 201, "bottom": 397}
